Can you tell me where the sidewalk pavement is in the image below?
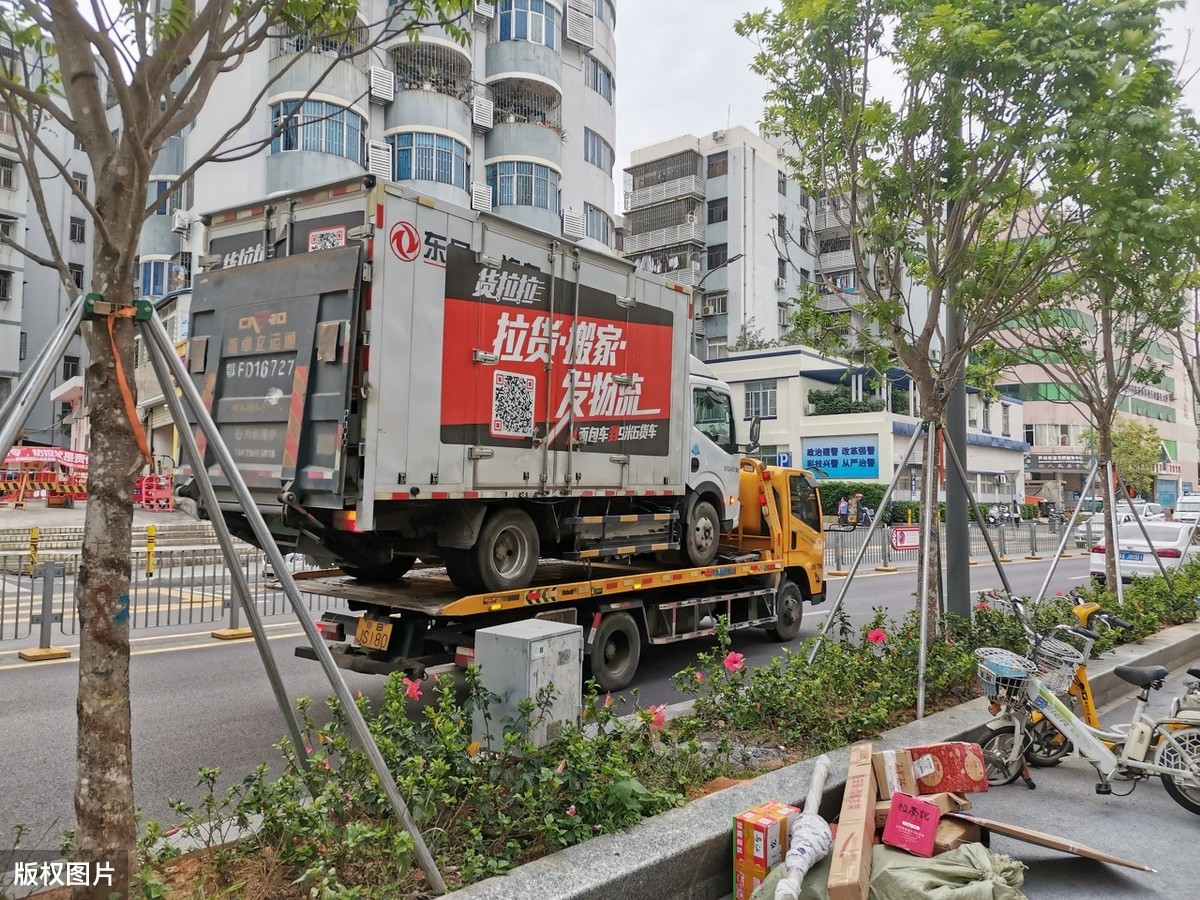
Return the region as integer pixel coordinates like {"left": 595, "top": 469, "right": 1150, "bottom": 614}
{"left": 444, "top": 619, "right": 1200, "bottom": 900}
{"left": 0, "top": 501, "right": 198, "bottom": 531}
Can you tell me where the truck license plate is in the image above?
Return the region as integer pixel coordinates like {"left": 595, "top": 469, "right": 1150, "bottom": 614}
{"left": 1120, "top": 551, "right": 1144, "bottom": 561}
{"left": 355, "top": 617, "right": 393, "bottom": 651}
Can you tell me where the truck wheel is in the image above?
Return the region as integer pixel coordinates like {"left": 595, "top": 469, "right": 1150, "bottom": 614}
{"left": 341, "top": 556, "right": 416, "bottom": 582}
{"left": 765, "top": 580, "right": 803, "bottom": 641}
{"left": 586, "top": 611, "right": 641, "bottom": 691}
{"left": 682, "top": 499, "right": 721, "bottom": 568}
{"left": 443, "top": 549, "right": 482, "bottom": 592}
{"left": 473, "top": 508, "right": 540, "bottom": 592}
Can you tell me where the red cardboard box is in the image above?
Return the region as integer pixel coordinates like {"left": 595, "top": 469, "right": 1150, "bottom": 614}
{"left": 881, "top": 792, "right": 941, "bottom": 857}
{"left": 907, "top": 742, "right": 989, "bottom": 794}
{"left": 732, "top": 801, "right": 800, "bottom": 900}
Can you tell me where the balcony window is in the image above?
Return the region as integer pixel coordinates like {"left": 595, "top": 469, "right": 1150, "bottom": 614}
{"left": 707, "top": 151, "right": 727, "bottom": 178}
{"left": 585, "top": 57, "right": 614, "bottom": 104}
{"left": 1002, "top": 404, "right": 1011, "bottom": 436}
{"left": 594, "top": 0, "right": 615, "bottom": 28}
{"left": 707, "top": 197, "right": 727, "bottom": 224}
{"left": 0, "top": 158, "right": 13, "bottom": 190}
{"left": 584, "top": 202, "right": 613, "bottom": 246}
{"left": 146, "top": 180, "right": 184, "bottom": 216}
{"left": 269, "top": 100, "right": 366, "bottom": 166}
{"left": 69, "top": 217, "right": 85, "bottom": 243}
{"left": 745, "top": 380, "right": 778, "bottom": 419}
{"left": 0, "top": 269, "right": 11, "bottom": 302}
{"left": 387, "top": 132, "right": 469, "bottom": 190}
{"left": 63, "top": 356, "right": 80, "bottom": 380}
{"left": 486, "top": 161, "right": 560, "bottom": 213}
{"left": 68, "top": 263, "right": 84, "bottom": 289}
{"left": 140, "top": 259, "right": 168, "bottom": 297}
{"left": 778, "top": 171, "right": 787, "bottom": 195}
{"left": 497, "top": 0, "right": 560, "bottom": 51}
{"left": 0, "top": 101, "right": 12, "bottom": 134}
{"left": 72, "top": 171, "right": 88, "bottom": 194}
{"left": 583, "top": 128, "right": 614, "bottom": 175}
{"left": 778, "top": 258, "right": 787, "bottom": 279}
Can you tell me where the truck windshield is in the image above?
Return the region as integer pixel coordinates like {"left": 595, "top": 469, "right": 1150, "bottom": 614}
{"left": 693, "top": 388, "right": 736, "bottom": 454}
{"left": 790, "top": 476, "right": 822, "bottom": 531}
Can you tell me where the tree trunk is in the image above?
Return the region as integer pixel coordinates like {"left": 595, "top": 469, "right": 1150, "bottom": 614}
{"left": 1098, "top": 426, "right": 1119, "bottom": 589}
{"left": 74, "top": 254, "right": 142, "bottom": 899}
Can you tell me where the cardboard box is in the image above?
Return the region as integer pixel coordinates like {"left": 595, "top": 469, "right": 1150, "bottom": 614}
{"left": 732, "top": 801, "right": 801, "bottom": 900}
{"left": 947, "top": 813, "right": 1154, "bottom": 871}
{"left": 872, "top": 749, "right": 919, "bottom": 799}
{"left": 933, "top": 817, "right": 982, "bottom": 853}
{"left": 881, "top": 792, "right": 940, "bottom": 857}
{"left": 874, "top": 791, "right": 971, "bottom": 829}
{"left": 907, "top": 742, "right": 990, "bottom": 794}
{"left": 827, "top": 743, "right": 876, "bottom": 900}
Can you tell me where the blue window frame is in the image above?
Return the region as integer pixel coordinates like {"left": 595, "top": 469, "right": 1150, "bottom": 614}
{"left": 387, "top": 132, "right": 469, "bottom": 189}
{"left": 486, "top": 161, "right": 560, "bottom": 213}
{"left": 140, "top": 259, "right": 167, "bottom": 297}
{"left": 584, "top": 202, "right": 612, "bottom": 246}
{"left": 498, "top": 0, "right": 560, "bottom": 50}
{"left": 269, "top": 100, "right": 366, "bottom": 165}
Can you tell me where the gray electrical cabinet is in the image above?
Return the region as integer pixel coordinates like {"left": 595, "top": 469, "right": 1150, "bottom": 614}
{"left": 472, "top": 619, "right": 584, "bottom": 751}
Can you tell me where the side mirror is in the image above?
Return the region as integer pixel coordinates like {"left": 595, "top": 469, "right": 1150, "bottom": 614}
{"left": 749, "top": 416, "right": 761, "bottom": 446}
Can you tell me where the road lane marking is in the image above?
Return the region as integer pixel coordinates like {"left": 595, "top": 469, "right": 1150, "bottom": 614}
{"left": 0, "top": 619, "right": 306, "bottom": 657}
{"left": 0, "top": 628, "right": 308, "bottom": 671}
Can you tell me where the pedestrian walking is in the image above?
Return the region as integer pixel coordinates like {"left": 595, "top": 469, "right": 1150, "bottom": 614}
{"left": 837, "top": 496, "right": 850, "bottom": 526}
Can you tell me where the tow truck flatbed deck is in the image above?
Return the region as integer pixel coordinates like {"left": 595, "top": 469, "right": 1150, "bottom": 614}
{"left": 292, "top": 554, "right": 781, "bottom": 619}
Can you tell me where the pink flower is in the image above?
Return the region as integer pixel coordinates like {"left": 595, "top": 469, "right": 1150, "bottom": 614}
{"left": 566, "top": 804, "right": 577, "bottom": 817}
{"left": 867, "top": 628, "right": 887, "bottom": 645}
{"left": 403, "top": 677, "right": 422, "bottom": 702}
{"left": 1055, "top": 589, "right": 1064, "bottom": 597}
{"left": 555, "top": 759, "right": 567, "bottom": 775}
{"left": 695, "top": 671, "right": 706, "bottom": 683}
{"left": 604, "top": 692, "right": 613, "bottom": 708}
{"left": 723, "top": 651, "right": 745, "bottom": 673}
{"left": 647, "top": 704, "right": 667, "bottom": 729}
{"left": 976, "top": 600, "right": 989, "bottom": 610}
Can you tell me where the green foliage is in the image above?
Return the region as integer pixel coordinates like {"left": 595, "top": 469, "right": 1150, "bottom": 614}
{"left": 807, "top": 387, "right": 885, "bottom": 415}
{"left": 1081, "top": 417, "right": 1164, "bottom": 497}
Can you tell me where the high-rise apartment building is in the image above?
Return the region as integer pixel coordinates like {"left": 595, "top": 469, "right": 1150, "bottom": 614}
{"left": 0, "top": 88, "right": 27, "bottom": 413}
{"left": 623, "top": 126, "right": 831, "bottom": 359}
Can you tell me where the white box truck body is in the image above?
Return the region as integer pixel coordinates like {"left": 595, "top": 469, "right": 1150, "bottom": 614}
{"left": 183, "top": 177, "right": 745, "bottom": 590}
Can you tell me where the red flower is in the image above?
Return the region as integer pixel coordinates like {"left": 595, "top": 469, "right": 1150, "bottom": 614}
{"left": 867, "top": 628, "right": 887, "bottom": 645}
{"left": 976, "top": 600, "right": 989, "bottom": 610}
{"left": 567, "top": 804, "right": 577, "bottom": 817}
{"left": 647, "top": 704, "right": 667, "bottom": 729}
{"left": 604, "top": 692, "right": 613, "bottom": 708}
{"left": 403, "top": 677, "right": 422, "bottom": 702}
{"left": 555, "top": 759, "right": 567, "bottom": 775}
{"left": 723, "top": 651, "right": 746, "bottom": 673}
{"left": 695, "top": 671, "right": 706, "bottom": 683}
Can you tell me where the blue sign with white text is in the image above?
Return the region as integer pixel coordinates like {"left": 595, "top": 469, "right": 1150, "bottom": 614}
{"left": 801, "top": 436, "right": 879, "bottom": 479}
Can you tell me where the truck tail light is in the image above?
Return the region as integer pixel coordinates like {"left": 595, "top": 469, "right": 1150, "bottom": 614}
{"left": 1156, "top": 547, "right": 1182, "bottom": 558}
{"left": 455, "top": 646, "right": 475, "bottom": 668}
{"left": 1090, "top": 544, "right": 1105, "bottom": 553}
{"left": 317, "top": 620, "right": 345, "bottom": 642}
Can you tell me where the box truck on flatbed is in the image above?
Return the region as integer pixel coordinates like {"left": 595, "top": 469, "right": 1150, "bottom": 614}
{"left": 295, "top": 458, "right": 826, "bottom": 690}
{"left": 182, "top": 176, "right": 751, "bottom": 593}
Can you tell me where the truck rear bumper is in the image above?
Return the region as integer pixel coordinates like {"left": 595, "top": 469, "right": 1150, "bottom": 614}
{"left": 294, "top": 643, "right": 452, "bottom": 677}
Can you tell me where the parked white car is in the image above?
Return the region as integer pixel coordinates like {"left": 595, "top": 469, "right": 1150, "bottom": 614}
{"left": 1089, "top": 520, "right": 1200, "bottom": 583}
{"left": 1175, "top": 495, "right": 1200, "bottom": 524}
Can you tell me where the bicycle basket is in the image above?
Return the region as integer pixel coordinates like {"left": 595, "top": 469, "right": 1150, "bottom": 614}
{"left": 975, "top": 647, "right": 1037, "bottom": 702}
{"left": 1033, "top": 636, "right": 1084, "bottom": 696}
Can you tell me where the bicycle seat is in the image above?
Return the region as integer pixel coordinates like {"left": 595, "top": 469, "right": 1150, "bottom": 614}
{"left": 1115, "top": 665, "right": 1168, "bottom": 688}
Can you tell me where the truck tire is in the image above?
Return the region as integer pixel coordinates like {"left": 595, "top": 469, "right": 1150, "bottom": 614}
{"left": 682, "top": 498, "right": 721, "bottom": 568}
{"left": 341, "top": 556, "right": 416, "bottom": 582}
{"left": 473, "top": 508, "right": 540, "bottom": 592}
{"left": 443, "top": 549, "right": 483, "bottom": 592}
{"left": 586, "top": 611, "right": 641, "bottom": 691}
{"left": 765, "top": 580, "right": 803, "bottom": 641}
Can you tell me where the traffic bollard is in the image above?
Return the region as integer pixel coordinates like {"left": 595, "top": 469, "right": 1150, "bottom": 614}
{"left": 19, "top": 561, "right": 70, "bottom": 662}
{"left": 146, "top": 525, "right": 156, "bottom": 579}
{"left": 1026, "top": 519, "right": 1043, "bottom": 560}
{"left": 875, "top": 526, "right": 896, "bottom": 572}
{"left": 28, "top": 526, "right": 38, "bottom": 577}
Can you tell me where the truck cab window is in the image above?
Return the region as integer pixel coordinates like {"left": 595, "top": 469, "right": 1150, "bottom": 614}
{"left": 790, "top": 476, "right": 821, "bottom": 532}
{"left": 693, "top": 388, "right": 736, "bottom": 454}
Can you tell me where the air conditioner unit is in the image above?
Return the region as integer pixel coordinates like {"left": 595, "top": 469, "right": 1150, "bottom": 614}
{"left": 686, "top": 213, "right": 697, "bottom": 225}
{"left": 701, "top": 305, "right": 715, "bottom": 317}
{"left": 366, "top": 140, "right": 393, "bottom": 181}
{"left": 472, "top": 96, "right": 494, "bottom": 130}
{"left": 712, "top": 129, "right": 725, "bottom": 141}
{"left": 369, "top": 66, "right": 395, "bottom": 104}
{"left": 471, "top": 183, "right": 493, "bottom": 212}
{"left": 562, "top": 208, "right": 586, "bottom": 239}
{"left": 775, "top": 277, "right": 786, "bottom": 290}
{"left": 475, "top": 1, "right": 495, "bottom": 18}
{"left": 564, "top": 0, "right": 595, "bottom": 47}
{"left": 170, "top": 210, "right": 190, "bottom": 235}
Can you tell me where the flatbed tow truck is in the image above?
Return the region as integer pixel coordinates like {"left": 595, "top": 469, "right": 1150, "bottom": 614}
{"left": 296, "top": 459, "right": 825, "bottom": 689}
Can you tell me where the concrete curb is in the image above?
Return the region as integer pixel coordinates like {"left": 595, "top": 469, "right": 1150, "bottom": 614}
{"left": 444, "top": 620, "right": 1200, "bottom": 900}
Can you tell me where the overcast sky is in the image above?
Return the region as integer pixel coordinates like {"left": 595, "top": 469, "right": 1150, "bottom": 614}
{"left": 614, "top": 0, "right": 1200, "bottom": 206}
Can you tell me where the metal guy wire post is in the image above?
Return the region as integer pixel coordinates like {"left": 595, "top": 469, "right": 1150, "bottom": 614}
{"left": 141, "top": 310, "right": 449, "bottom": 895}
{"left": 142, "top": 319, "right": 311, "bottom": 777}
{"left": 1034, "top": 457, "right": 1099, "bottom": 605}
{"left": 916, "top": 423, "right": 938, "bottom": 719}
{"left": 940, "top": 425, "right": 1013, "bottom": 596}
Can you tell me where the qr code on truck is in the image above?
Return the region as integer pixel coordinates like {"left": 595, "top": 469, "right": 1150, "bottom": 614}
{"left": 490, "top": 371, "right": 535, "bottom": 438}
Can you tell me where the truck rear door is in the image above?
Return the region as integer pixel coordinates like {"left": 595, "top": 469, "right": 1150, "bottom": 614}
{"left": 186, "top": 245, "right": 362, "bottom": 509}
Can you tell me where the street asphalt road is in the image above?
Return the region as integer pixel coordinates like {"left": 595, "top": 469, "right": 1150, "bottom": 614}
{"left": 0, "top": 555, "right": 1098, "bottom": 854}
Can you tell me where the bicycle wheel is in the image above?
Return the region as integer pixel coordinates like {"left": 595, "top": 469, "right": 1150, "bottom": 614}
{"left": 1025, "top": 716, "right": 1072, "bottom": 767}
{"left": 1156, "top": 725, "right": 1200, "bottom": 815}
{"left": 970, "top": 725, "right": 1025, "bottom": 786}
